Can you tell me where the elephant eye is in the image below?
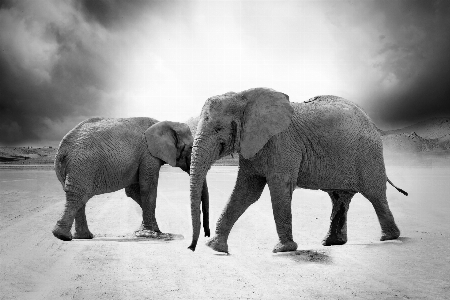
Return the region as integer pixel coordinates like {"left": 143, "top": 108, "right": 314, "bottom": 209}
{"left": 214, "top": 126, "right": 223, "bottom": 133}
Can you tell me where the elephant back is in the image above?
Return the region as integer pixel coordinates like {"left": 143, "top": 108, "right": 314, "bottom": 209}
{"left": 294, "top": 96, "right": 380, "bottom": 142}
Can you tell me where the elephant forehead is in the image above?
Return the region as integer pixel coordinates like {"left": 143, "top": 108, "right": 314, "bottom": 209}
{"left": 204, "top": 109, "right": 235, "bottom": 124}
{"left": 203, "top": 94, "right": 242, "bottom": 119}
{"left": 204, "top": 98, "right": 223, "bottom": 112}
{"left": 205, "top": 92, "right": 236, "bottom": 109}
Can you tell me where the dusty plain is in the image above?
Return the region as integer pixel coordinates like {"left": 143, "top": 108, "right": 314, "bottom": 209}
{"left": 0, "top": 161, "right": 449, "bottom": 299}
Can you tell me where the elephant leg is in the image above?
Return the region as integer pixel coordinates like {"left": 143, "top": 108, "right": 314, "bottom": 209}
{"left": 139, "top": 188, "right": 160, "bottom": 233}
{"left": 73, "top": 201, "right": 94, "bottom": 239}
{"left": 267, "top": 173, "right": 298, "bottom": 253}
{"left": 362, "top": 189, "right": 400, "bottom": 241}
{"left": 138, "top": 166, "right": 161, "bottom": 234}
{"left": 206, "top": 172, "right": 266, "bottom": 253}
{"left": 52, "top": 191, "right": 85, "bottom": 241}
{"left": 125, "top": 183, "right": 146, "bottom": 231}
{"left": 322, "top": 190, "right": 354, "bottom": 246}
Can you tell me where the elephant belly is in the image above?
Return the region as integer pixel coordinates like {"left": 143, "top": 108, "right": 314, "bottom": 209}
{"left": 90, "top": 163, "right": 139, "bottom": 196}
{"left": 296, "top": 172, "right": 359, "bottom": 191}
{"left": 296, "top": 155, "right": 361, "bottom": 192}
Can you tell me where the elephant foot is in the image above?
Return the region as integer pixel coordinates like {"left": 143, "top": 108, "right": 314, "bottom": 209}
{"left": 272, "top": 240, "right": 298, "bottom": 253}
{"left": 52, "top": 225, "right": 72, "bottom": 241}
{"left": 73, "top": 230, "right": 94, "bottom": 239}
{"left": 380, "top": 226, "right": 400, "bottom": 241}
{"left": 322, "top": 234, "right": 347, "bottom": 246}
{"left": 138, "top": 222, "right": 161, "bottom": 233}
{"left": 134, "top": 229, "right": 183, "bottom": 240}
{"left": 135, "top": 229, "right": 161, "bottom": 238}
{"left": 206, "top": 236, "right": 228, "bottom": 253}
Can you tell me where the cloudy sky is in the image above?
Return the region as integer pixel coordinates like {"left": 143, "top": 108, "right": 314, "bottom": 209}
{"left": 1, "top": 0, "right": 449, "bottom": 146}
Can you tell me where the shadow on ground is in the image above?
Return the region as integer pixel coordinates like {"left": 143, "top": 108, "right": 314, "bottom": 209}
{"left": 73, "top": 232, "right": 184, "bottom": 243}
{"left": 348, "top": 237, "right": 413, "bottom": 247}
{"left": 275, "top": 249, "right": 332, "bottom": 264}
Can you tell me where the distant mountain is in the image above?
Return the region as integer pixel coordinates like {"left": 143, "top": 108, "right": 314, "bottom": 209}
{"left": 0, "top": 147, "right": 57, "bottom": 164}
{"left": 382, "top": 132, "right": 442, "bottom": 152}
{"left": 382, "top": 117, "right": 450, "bottom": 154}
{"left": 383, "top": 117, "right": 450, "bottom": 139}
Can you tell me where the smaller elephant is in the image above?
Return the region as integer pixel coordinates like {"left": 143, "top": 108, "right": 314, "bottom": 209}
{"left": 52, "top": 117, "right": 210, "bottom": 241}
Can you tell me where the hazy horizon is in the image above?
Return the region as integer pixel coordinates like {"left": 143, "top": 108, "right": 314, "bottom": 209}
{"left": 1, "top": 0, "right": 450, "bottom": 146}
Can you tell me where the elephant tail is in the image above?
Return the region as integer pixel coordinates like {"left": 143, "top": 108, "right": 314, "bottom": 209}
{"left": 387, "top": 177, "right": 408, "bottom": 196}
{"left": 54, "top": 149, "right": 68, "bottom": 185}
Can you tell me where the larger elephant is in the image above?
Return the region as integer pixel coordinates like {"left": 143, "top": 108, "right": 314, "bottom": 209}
{"left": 188, "top": 88, "right": 406, "bottom": 253}
{"left": 52, "top": 117, "right": 210, "bottom": 241}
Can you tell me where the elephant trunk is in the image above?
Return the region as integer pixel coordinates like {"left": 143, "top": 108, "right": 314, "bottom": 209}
{"left": 188, "top": 137, "right": 216, "bottom": 251}
{"left": 184, "top": 154, "right": 210, "bottom": 240}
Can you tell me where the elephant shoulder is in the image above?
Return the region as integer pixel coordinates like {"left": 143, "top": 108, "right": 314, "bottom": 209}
{"left": 60, "top": 118, "right": 102, "bottom": 144}
{"left": 64, "top": 117, "right": 104, "bottom": 135}
{"left": 73, "top": 117, "right": 154, "bottom": 136}
{"left": 62, "top": 118, "right": 123, "bottom": 150}
{"left": 60, "top": 117, "right": 159, "bottom": 152}
{"left": 72, "top": 117, "right": 117, "bottom": 132}
{"left": 121, "top": 117, "right": 159, "bottom": 132}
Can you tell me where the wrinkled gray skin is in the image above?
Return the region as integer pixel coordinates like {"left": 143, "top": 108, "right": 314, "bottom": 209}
{"left": 188, "top": 88, "right": 406, "bottom": 253}
{"left": 52, "top": 117, "right": 210, "bottom": 241}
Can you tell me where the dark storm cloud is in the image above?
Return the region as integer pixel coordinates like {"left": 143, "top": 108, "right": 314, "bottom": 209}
{"left": 77, "top": 0, "right": 163, "bottom": 28}
{"left": 0, "top": 0, "right": 171, "bottom": 146}
{"left": 0, "top": 1, "right": 114, "bottom": 145}
{"left": 0, "top": 0, "right": 184, "bottom": 146}
{"left": 374, "top": 0, "right": 450, "bottom": 125}
{"left": 329, "top": 0, "right": 450, "bottom": 126}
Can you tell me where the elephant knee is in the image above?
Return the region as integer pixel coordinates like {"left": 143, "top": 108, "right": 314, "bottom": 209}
{"left": 64, "top": 191, "right": 86, "bottom": 212}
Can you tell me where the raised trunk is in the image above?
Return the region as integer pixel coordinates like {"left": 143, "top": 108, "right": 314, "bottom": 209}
{"left": 188, "top": 138, "right": 216, "bottom": 251}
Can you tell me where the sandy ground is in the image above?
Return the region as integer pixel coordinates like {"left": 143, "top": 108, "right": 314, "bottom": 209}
{"left": 0, "top": 164, "right": 449, "bottom": 300}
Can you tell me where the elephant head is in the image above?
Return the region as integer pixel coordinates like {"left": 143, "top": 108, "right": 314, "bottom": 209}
{"left": 145, "top": 121, "right": 210, "bottom": 237}
{"left": 145, "top": 121, "right": 194, "bottom": 173}
{"left": 188, "top": 88, "right": 293, "bottom": 250}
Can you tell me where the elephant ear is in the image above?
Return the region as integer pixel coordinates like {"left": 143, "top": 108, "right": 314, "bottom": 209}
{"left": 145, "top": 121, "right": 193, "bottom": 167}
{"left": 239, "top": 88, "right": 293, "bottom": 159}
